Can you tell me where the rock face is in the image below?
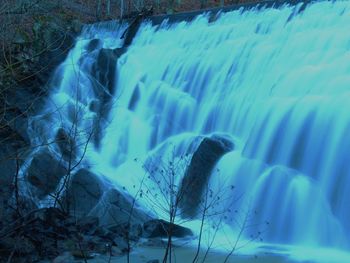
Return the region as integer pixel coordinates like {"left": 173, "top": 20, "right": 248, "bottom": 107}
{"left": 89, "top": 188, "right": 151, "bottom": 227}
{"left": 178, "top": 134, "right": 234, "bottom": 218}
{"left": 90, "top": 47, "right": 127, "bottom": 103}
{"left": 0, "top": 144, "right": 17, "bottom": 220}
{"left": 26, "top": 148, "right": 67, "bottom": 198}
{"left": 90, "top": 47, "right": 127, "bottom": 148}
{"left": 64, "top": 168, "right": 105, "bottom": 218}
{"left": 55, "top": 128, "right": 76, "bottom": 161}
{"left": 142, "top": 219, "right": 193, "bottom": 238}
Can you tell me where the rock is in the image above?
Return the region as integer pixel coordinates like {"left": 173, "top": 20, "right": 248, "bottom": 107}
{"left": 93, "top": 48, "right": 118, "bottom": 96}
{"left": 0, "top": 144, "right": 16, "bottom": 215}
{"left": 142, "top": 219, "right": 193, "bottom": 238}
{"left": 89, "top": 188, "right": 151, "bottom": 227}
{"left": 78, "top": 216, "right": 99, "bottom": 234}
{"left": 147, "top": 260, "right": 160, "bottom": 263}
{"left": 108, "top": 223, "right": 142, "bottom": 242}
{"left": 112, "top": 236, "right": 128, "bottom": 252}
{"left": 70, "top": 249, "right": 95, "bottom": 259}
{"left": 29, "top": 207, "right": 66, "bottom": 223}
{"left": 8, "top": 194, "right": 38, "bottom": 217}
{"left": 53, "top": 252, "right": 75, "bottom": 263}
{"left": 122, "top": 13, "right": 147, "bottom": 47}
{"left": 178, "top": 134, "right": 234, "bottom": 218}
{"left": 71, "top": 19, "right": 83, "bottom": 34}
{"left": 64, "top": 169, "right": 106, "bottom": 218}
{"left": 86, "top": 39, "right": 102, "bottom": 52}
{"left": 90, "top": 47, "right": 127, "bottom": 148}
{"left": 33, "top": 28, "right": 75, "bottom": 90}
{"left": 128, "top": 85, "right": 140, "bottom": 110}
{"left": 2, "top": 107, "right": 30, "bottom": 145}
{"left": 26, "top": 148, "right": 67, "bottom": 198}
{"left": 83, "top": 235, "right": 111, "bottom": 254}
{"left": 55, "top": 127, "right": 76, "bottom": 161}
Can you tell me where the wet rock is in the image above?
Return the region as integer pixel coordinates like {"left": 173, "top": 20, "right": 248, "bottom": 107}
{"left": 89, "top": 188, "right": 151, "bottom": 227}
{"left": 142, "top": 219, "right": 193, "bottom": 238}
{"left": 178, "top": 134, "right": 234, "bottom": 218}
{"left": 93, "top": 48, "right": 118, "bottom": 96}
{"left": 64, "top": 168, "right": 106, "bottom": 218}
{"left": 55, "top": 127, "right": 76, "bottom": 161}
{"left": 128, "top": 85, "right": 140, "bottom": 110}
{"left": 89, "top": 47, "right": 126, "bottom": 149}
{"left": 89, "top": 99, "right": 100, "bottom": 112}
{"left": 86, "top": 39, "right": 102, "bottom": 52}
{"left": 26, "top": 148, "right": 67, "bottom": 198}
{"left": 77, "top": 216, "right": 99, "bottom": 234}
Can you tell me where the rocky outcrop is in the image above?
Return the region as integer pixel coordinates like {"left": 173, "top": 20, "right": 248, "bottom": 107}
{"left": 26, "top": 148, "right": 67, "bottom": 198}
{"left": 63, "top": 168, "right": 151, "bottom": 226}
{"left": 178, "top": 134, "right": 234, "bottom": 218}
{"left": 90, "top": 47, "right": 127, "bottom": 148}
{"left": 142, "top": 219, "right": 193, "bottom": 238}
{"left": 55, "top": 128, "right": 77, "bottom": 161}
{"left": 64, "top": 168, "right": 106, "bottom": 218}
{"left": 89, "top": 188, "right": 151, "bottom": 227}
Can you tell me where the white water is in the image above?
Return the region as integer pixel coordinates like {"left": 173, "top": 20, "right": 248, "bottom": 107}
{"left": 28, "top": 1, "right": 350, "bottom": 262}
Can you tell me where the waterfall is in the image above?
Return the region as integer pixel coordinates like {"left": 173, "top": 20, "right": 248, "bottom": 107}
{"left": 28, "top": 0, "right": 350, "bottom": 261}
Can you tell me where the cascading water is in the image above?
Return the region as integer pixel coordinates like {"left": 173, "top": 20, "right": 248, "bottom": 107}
{"left": 27, "top": 1, "right": 350, "bottom": 261}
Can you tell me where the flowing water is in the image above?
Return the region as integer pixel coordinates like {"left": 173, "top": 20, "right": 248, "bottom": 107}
{"left": 28, "top": 1, "right": 350, "bottom": 262}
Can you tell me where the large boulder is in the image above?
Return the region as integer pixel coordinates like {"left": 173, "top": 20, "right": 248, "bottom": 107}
{"left": 178, "top": 134, "right": 234, "bottom": 218}
{"left": 26, "top": 148, "right": 67, "bottom": 198}
{"left": 64, "top": 168, "right": 106, "bottom": 218}
{"left": 142, "top": 219, "right": 193, "bottom": 238}
{"left": 89, "top": 188, "right": 151, "bottom": 227}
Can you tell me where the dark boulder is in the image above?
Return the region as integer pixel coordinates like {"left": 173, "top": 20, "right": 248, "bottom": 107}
{"left": 142, "top": 219, "right": 193, "bottom": 238}
{"left": 86, "top": 39, "right": 102, "bottom": 52}
{"left": 178, "top": 134, "right": 234, "bottom": 218}
{"left": 26, "top": 148, "right": 67, "bottom": 198}
{"left": 55, "top": 127, "right": 76, "bottom": 161}
{"left": 89, "top": 188, "right": 151, "bottom": 227}
{"left": 64, "top": 168, "right": 106, "bottom": 218}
